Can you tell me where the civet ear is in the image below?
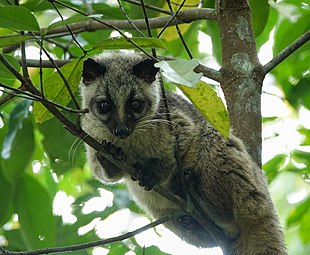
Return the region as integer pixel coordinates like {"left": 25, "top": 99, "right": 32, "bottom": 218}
{"left": 82, "top": 58, "right": 106, "bottom": 85}
{"left": 133, "top": 59, "right": 159, "bottom": 84}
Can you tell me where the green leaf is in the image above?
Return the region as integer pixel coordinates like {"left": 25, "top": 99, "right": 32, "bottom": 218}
{"left": 1, "top": 118, "right": 34, "bottom": 181}
{"left": 1, "top": 100, "right": 32, "bottom": 159}
{"left": 299, "top": 128, "right": 310, "bottom": 146}
{"left": 287, "top": 197, "right": 310, "bottom": 226}
{"left": 33, "top": 58, "right": 84, "bottom": 123}
{"left": 0, "top": 168, "right": 14, "bottom": 226}
{"left": 255, "top": 3, "right": 278, "bottom": 49}
{"left": 286, "top": 78, "right": 310, "bottom": 110}
{"left": 143, "top": 245, "right": 171, "bottom": 255}
{"left": 262, "top": 116, "right": 278, "bottom": 123}
{"left": 155, "top": 59, "right": 202, "bottom": 87}
{"left": 80, "top": 29, "right": 112, "bottom": 47}
{"left": 107, "top": 243, "right": 130, "bottom": 255}
{"left": 0, "top": 54, "right": 21, "bottom": 82}
{"left": 0, "top": 6, "right": 40, "bottom": 32}
{"left": 21, "top": 0, "right": 53, "bottom": 12}
{"left": 249, "top": 0, "right": 269, "bottom": 37}
{"left": 0, "top": 34, "right": 33, "bottom": 48}
{"left": 14, "top": 174, "right": 55, "bottom": 249}
{"left": 273, "top": 9, "right": 310, "bottom": 56}
{"left": 291, "top": 149, "right": 310, "bottom": 171}
{"left": 38, "top": 114, "right": 85, "bottom": 174}
{"left": 178, "top": 81, "right": 230, "bottom": 139}
{"left": 92, "top": 2, "right": 130, "bottom": 19}
{"left": 58, "top": 168, "right": 90, "bottom": 197}
{"left": 1, "top": 100, "right": 34, "bottom": 181}
{"left": 299, "top": 212, "right": 310, "bottom": 244}
{"left": 3, "top": 229, "right": 26, "bottom": 251}
{"left": 263, "top": 154, "right": 286, "bottom": 182}
{"left": 93, "top": 37, "right": 167, "bottom": 50}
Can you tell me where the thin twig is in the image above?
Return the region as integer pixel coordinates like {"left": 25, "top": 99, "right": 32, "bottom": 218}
{"left": 49, "top": 0, "right": 155, "bottom": 60}
{"left": 123, "top": 0, "right": 171, "bottom": 14}
{"left": 31, "top": 33, "right": 81, "bottom": 110}
{"left": 0, "top": 86, "right": 39, "bottom": 102}
{"left": 262, "top": 90, "right": 285, "bottom": 101}
{"left": 44, "top": 38, "right": 78, "bottom": 58}
{"left": 140, "top": 0, "right": 153, "bottom": 38}
{"left": 263, "top": 29, "right": 310, "bottom": 74}
{"left": 43, "top": 47, "right": 81, "bottom": 110}
{"left": 0, "top": 89, "right": 44, "bottom": 102}
{"left": 0, "top": 83, "right": 87, "bottom": 114}
{"left": 1, "top": 215, "right": 173, "bottom": 255}
{"left": 81, "top": 0, "right": 93, "bottom": 14}
{"left": 39, "top": 36, "right": 45, "bottom": 99}
{"left": 158, "top": 0, "right": 193, "bottom": 203}
{"left": 0, "top": 83, "right": 28, "bottom": 106}
{"left": 140, "top": 0, "right": 157, "bottom": 58}
{"left": 117, "top": 0, "right": 145, "bottom": 36}
{"left": 162, "top": 0, "right": 193, "bottom": 58}
{"left": 50, "top": 0, "right": 87, "bottom": 55}
{"left": 0, "top": 93, "right": 20, "bottom": 106}
{"left": 20, "top": 32, "right": 31, "bottom": 82}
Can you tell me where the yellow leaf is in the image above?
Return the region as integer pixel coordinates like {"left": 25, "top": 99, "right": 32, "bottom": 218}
{"left": 178, "top": 81, "right": 230, "bottom": 139}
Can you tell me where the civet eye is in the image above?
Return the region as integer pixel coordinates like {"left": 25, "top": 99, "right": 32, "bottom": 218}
{"left": 98, "top": 100, "right": 112, "bottom": 114}
{"left": 131, "top": 100, "right": 143, "bottom": 113}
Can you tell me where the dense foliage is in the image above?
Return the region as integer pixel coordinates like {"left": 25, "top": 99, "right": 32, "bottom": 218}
{"left": 0, "top": 0, "right": 309, "bottom": 254}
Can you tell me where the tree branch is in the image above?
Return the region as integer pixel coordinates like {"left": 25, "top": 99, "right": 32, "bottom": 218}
{"left": 0, "top": 215, "right": 172, "bottom": 255}
{"left": 194, "top": 64, "right": 221, "bottom": 82}
{"left": 45, "top": 8, "right": 216, "bottom": 36}
{"left": 263, "top": 29, "right": 310, "bottom": 74}
{"left": 18, "top": 59, "right": 69, "bottom": 68}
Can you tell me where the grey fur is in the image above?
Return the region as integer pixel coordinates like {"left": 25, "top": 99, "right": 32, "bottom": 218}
{"left": 80, "top": 52, "right": 287, "bottom": 254}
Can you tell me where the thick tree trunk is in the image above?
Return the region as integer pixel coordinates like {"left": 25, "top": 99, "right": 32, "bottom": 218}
{"left": 216, "top": 0, "right": 264, "bottom": 167}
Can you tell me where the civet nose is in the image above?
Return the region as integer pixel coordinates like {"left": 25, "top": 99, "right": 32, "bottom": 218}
{"left": 114, "top": 125, "right": 131, "bottom": 139}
